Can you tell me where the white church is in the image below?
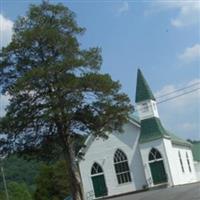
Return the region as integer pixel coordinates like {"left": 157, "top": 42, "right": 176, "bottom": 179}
{"left": 79, "top": 69, "right": 200, "bottom": 200}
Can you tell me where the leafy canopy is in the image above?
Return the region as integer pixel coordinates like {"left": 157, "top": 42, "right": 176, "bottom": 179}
{"left": 0, "top": 1, "right": 132, "bottom": 156}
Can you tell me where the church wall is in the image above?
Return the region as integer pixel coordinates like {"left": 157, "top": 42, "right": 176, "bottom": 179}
{"left": 79, "top": 122, "right": 146, "bottom": 200}
{"left": 194, "top": 162, "right": 200, "bottom": 181}
{"left": 163, "top": 139, "right": 197, "bottom": 185}
{"left": 139, "top": 139, "right": 173, "bottom": 187}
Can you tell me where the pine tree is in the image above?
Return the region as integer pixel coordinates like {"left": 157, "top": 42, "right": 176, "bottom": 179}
{"left": 0, "top": 2, "right": 133, "bottom": 200}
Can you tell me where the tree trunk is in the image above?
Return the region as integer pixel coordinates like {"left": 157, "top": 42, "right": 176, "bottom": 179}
{"left": 64, "top": 137, "right": 84, "bottom": 200}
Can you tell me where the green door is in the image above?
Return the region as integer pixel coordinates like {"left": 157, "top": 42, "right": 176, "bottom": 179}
{"left": 149, "top": 160, "right": 167, "bottom": 185}
{"left": 92, "top": 174, "right": 107, "bottom": 198}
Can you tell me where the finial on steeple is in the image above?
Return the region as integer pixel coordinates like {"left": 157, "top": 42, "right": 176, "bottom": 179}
{"left": 135, "top": 69, "right": 155, "bottom": 103}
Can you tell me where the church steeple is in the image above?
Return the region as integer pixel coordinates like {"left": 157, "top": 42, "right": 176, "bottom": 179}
{"left": 135, "top": 69, "right": 159, "bottom": 121}
{"left": 135, "top": 69, "right": 190, "bottom": 146}
{"left": 135, "top": 69, "right": 155, "bottom": 103}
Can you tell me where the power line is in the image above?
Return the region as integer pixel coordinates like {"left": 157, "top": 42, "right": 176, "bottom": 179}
{"left": 155, "top": 82, "right": 200, "bottom": 99}
{"left": 136, "top": 87, "right": 200, "bottom": 113}
{"left": 157, "top": 87, "right": 200, "bottom": 104}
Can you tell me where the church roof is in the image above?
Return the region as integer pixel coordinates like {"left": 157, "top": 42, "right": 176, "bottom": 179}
{"left": 78, "top": 114, "right": 192, "bottom": 161}
{"left": 191, "top": 141, "right": 200, "bottom": 161}
{"left": 139, "top": 117, "right": 191, "bottom": 147}
{"left": 135, "top": 69, "right": 155, "bottom": 103}
{"left": 169, "top": 132, "right": 192, "bottom": 147}
{"left": 139, "top": 117, "right": 170, "bottom": 143}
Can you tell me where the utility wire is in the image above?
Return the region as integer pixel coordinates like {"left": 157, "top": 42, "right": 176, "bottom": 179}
{"left": 155, "top": 82, "right": 200, "bottom": 99}
{"left": 157, "top": 87, "right": 200, "bottom": 104}
{"left": 136, "top": 87, "right": 200, "bottom": 113}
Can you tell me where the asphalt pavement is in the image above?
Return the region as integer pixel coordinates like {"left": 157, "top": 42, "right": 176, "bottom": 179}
{"left": 106, "top": 182, "right": 200, "bottom": 200}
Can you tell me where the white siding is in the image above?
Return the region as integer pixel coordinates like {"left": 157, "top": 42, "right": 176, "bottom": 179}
{"left": 163, "top": 139, "right": 197, "bottom": 185}
{"left": 79, "top": 122, "right": 146, "bottom": 199}
{"left": 139, "top": 139, "right": 173, "bottom": 187}
{"left": 79, "top": 125, "right": 199, "bottom": 200}
{"left": 194, "top": 162, "right": 200, "bottom": 181}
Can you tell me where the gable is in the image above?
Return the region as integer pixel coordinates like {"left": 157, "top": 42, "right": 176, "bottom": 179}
{"left": 79, "top": 119, "right": 140, "bottom": 161}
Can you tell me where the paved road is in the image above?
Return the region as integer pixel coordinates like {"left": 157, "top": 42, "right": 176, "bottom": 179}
{"left": 106, "top": 182, "right": 200, "bottom": 200}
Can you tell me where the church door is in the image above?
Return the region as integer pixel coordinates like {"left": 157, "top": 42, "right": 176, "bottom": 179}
{"left": 91, "top": 163, "right": 108, "bottom": 198}
{"left": 149, "top": 148, "right": 167, "bottom": 185}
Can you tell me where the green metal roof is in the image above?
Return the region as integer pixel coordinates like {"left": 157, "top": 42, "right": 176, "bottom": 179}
{"left": 191, "top": 141, "right": 200, "bottom": 161}
{"left": 135, "top": 69, "right": 155, "bottom": 103}
{"left": 139, "top": 117, "right": 170, "bottom": 143}
{"left": 139, "top": 117, "right": 191, "bottom": 147}
{"left": 168, "top": 132, "right": 192, "bottom": 147}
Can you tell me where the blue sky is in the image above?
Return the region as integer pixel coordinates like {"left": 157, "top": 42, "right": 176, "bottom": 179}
{"left": 0, "top": 0, "right": 200, "bottom": 140}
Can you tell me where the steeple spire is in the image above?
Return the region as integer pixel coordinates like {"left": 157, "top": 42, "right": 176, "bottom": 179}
{"left": 135, "top": 69, "right": 155, "bottom": 103}
{"left": 134, "top": 69, "right": 191, "bottom": 147}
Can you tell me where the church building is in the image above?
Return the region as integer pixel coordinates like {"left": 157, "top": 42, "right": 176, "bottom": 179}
{"left": 78, "top": 69, "right": 200, "bottom": 200}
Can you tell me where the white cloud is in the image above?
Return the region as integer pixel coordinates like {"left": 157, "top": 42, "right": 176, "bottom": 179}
{"left": 179, "top": 44, "right": 200, "bottom": 63}
{"left": 150, "top": 1, "right": 200, "bottom": 27}
{"left": 0, "top": 14, "right": 13, "bottom": 49}
{"left": 118, "top": 1, "right": 129, "bottom": 14}
{"left": 155, "top": 79, "right": 200, "bottom": 140}
{"left": 170, "top": 1, "right": 200, "bottom": 27}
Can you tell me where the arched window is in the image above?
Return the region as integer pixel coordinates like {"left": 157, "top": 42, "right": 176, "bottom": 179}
{"left": 149, "top": 148, "right": 162, "bottom": 161}
{"left": 91, "top": 163, "right": 108, "bottom": 198}
{"left": 114, "top": 149, "right": 131, "bottom": 184}
{"left": 148, "top": 148, "right": 167, "bottom": 185}
{"left": 91, "top": 162, "right": 103, "bottom": 175}
{"left": 186, "top": 152, "right": 192, "bottom": 172}
{"left": 178, "top": 151, "right": 184, "bottom": 173}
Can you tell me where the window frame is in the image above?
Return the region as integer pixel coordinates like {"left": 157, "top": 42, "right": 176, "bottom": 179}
{"left": 186, "top": 152, "right": 192, "bottom": 173}
{"left": 178, "top": 151, "right": 185, "bottom": 173}
{"left": 114, "top": 149, "right": 132, "bottom": 185}
{"left": 91, "top": 162, "right": 104, "bottom": 177}
{"left": 148, "top": 148, "right": 163, "bottom": 163}
{"left": 141, "top": 102, "right": 149, "bottom": 113}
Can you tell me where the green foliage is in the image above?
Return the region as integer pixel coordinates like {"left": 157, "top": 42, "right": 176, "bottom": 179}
{"left": 9, "top": 182, "right": 33, "bottom": 200}
{"left": 0, "top": 0, "right": 132, "bottom": 155}
{"left": 0, "top": 182, "right": 32, "bottom": 200}
{"left": 0, "top": 1, "right": 133, "bottom": 198}
{"left": 0, "top": 155, "right": 71, "bottom": 200}
{"left": 34, "top": 160, "right": 70, "bottom": 200}
{"left": 0, "top": 155, "right": 42, "bottom": 193}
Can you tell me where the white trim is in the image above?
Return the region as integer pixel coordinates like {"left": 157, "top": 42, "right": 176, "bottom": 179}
{"left": 127, "top": 118, "right": 140, "bottom": 128}
{"left": 148, "top": 158, "right": 163, "bottom": 164}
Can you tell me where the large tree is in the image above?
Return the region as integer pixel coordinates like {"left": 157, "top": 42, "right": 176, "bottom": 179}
{"left": 0, "top": 2, "right": 133, "bottom": 200}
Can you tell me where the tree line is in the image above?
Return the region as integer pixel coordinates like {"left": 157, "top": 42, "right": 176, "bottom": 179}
{"left": 0, "top": 154, "right": 70, "bottom": 200}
